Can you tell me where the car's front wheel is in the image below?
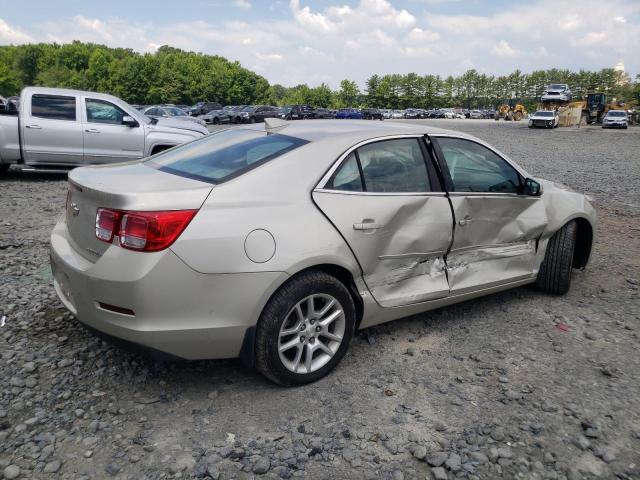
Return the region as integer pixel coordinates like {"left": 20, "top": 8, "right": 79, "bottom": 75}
{"left": 536, "top": 220, "right": 577, "bottom": 295}
{"left": 255, "top": 270, "right": 356, "bottom": 385}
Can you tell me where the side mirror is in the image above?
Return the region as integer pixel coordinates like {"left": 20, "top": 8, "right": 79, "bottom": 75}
{"left": 523, "top": 178, "right": 542, "bottom": 196}
{"left": 122, "top": 116, "right": 138, "bottom": 127}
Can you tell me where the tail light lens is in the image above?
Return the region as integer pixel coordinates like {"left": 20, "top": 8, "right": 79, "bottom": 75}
{"left": 95, "top": 208, "right": 196, "bottom": 252}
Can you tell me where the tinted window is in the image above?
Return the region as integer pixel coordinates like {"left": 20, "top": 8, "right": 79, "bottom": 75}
{"left": 147, "top": 129, "right": 308, "bottom": 184}
{"left": 327, "top": 153, "right": 363, "bottom": 191}
{"left": 435, "top": 137, "right": 521, "bottom": 194}
{"left": 359, "top": 139, "right": 430, "bottom": 193}
{"left": 31, "top": 94, "right": 76, "bottom": 121}
{"left": 86, "top": 98, "right": 126, "bottom": 124}
{"left": 328, "top": 138, "right": 430, "bottom": 193}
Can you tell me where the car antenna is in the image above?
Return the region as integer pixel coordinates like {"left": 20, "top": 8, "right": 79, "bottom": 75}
{"left": 264, "top": 117, "right": 289, "bottom": 135}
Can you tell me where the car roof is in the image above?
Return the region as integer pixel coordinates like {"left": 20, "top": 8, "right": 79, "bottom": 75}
{"left": 21, "top": 86, "right": 124, "bottom": 103}
{"left": 239, "top": 119, "right": 476, "bottom": 144}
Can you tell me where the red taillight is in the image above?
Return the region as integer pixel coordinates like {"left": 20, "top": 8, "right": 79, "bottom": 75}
{"left": 95, "top": 208, "right": 196, "bottom": 252}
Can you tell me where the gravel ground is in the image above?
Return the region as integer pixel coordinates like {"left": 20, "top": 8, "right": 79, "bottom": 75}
{"left": 1, "top": 120, "right": 639, "bottom": 480}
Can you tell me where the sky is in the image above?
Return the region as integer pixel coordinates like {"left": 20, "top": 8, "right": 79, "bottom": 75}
{"left": 0, "top": 0, "right": 639, "bottom": 88}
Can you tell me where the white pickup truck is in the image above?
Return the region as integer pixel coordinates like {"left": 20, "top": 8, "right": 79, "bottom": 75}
{"left": 0, "top": 87, "right": 209, "bottom": 173}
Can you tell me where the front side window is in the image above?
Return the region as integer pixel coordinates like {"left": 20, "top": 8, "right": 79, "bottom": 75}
{"left": 327, "top": 138, "right": 430, "bottom": 193}
{"left": 31, "top": 94, "right": 76, "bottom": 121}
{"left": 147, "top": 129, "right": 308, "bottom": 184}
{"left": 435, "top": 137, "right": 521, "bottom": 194}
{"left": 86, "top": 99, "right": 126, "bottom": 124}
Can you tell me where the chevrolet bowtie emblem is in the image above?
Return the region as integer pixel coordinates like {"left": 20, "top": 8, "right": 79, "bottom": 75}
{"left": 70, "top": 202, "right": 80, "bottom": 216}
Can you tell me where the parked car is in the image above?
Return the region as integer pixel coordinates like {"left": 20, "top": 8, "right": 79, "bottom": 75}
{"left": 283, "top": 104, "right": 315, "bottom": 120}
{"left": 528, "top": 110, "right": 559, "bottom": 129}
{"left": 469, "top": 110, "right": 484, "bottom": 119}
{"left": 541, "top": 84, "right": 572, "bottom": 102}
{"left": 143, "top": 106, "right": 207, "bottom": 127}
{"left": 335, "top": 108, "right": 363, "bottom": 119}
{"left": 601, "top": 110, "right": 628, "bottom": 129}
{"left": 362, "top": 108, "right": 384, "bottom": 120}
{"left": 189, "top": 101, "right": 223, "bottom": 116}
{"left": 198, "top": 109, "right": 231, "bottom": 125}
{"left": 0, "top": 87, "right": 208, "bottom": 173}
{"left": 313, "top": 108, "right": 335, "bottom": 119}
{"left": 380, "top": 109, "right": 392, "bottom": 119}
{"left": 238, "top": 105, "right": 280, "bottom": 123}
{"left": 403, "top": 109, "right": 423, "bottom": 119}
{"left": 225, "top": 105, "right": 246, "bottom": 124}
{"left": 50, "top": 120, "right": 595, "bottom": 385}
{"left": 391, "top": 110, "right": 404, "bottom": 119}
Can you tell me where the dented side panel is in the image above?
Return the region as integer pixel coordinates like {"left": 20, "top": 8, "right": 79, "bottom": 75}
{"left": 312, "top": 191, "right": 453, "bottom": 307}
{"left": 447, "top": 195, "right": 548, "bottom": 294}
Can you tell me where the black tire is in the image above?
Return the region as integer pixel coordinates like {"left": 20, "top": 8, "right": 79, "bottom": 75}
{"left": 255, "top": 270, "right": 356, "bottom": 386}
{"left": 536, "top": 220, "right": 577, "bottom": 295}
{"left": 0, "top": 163, "right": 10, "bottom": 173}
{"left": 213, "top": 117, "right": 220, "bottom": 125}
{"left": 249, "top": 116, "right": 256, "bottom": 124}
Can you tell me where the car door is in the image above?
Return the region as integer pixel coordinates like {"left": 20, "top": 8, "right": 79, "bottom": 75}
{"left": 82, "top": 97, "right": 145, "bottom": 164}
{"left": 21, "top": 92, "right": 83, "bottom": 166}
{"left": 313, "top": 137, "right": 453, "bottom": 307}
{"left": 431, "top": 136, "right": 548, "bottom": 295}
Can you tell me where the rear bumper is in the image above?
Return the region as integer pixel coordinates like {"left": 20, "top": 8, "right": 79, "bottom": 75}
{"left": 602, "top": 122, "right": 627, "bottom": 128}
{"left": 50, "top": 216, "right": 288, "bottom": 360}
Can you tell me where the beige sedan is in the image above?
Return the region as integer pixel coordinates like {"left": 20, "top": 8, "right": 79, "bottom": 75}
{"left": 50, "top": 119, "right": 596, "bottom": 385}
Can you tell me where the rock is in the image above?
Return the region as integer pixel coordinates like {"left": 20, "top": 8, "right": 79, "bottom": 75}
{"left": 83, "top": 436, "right": 99, "bottom": 447}
{"left": 498, "top": 376, "right": 509, "bottom": 383}
{"left": 490, "top": 428, "right": 505, "bottom": 442}
{"left": 9, "top": 376, "right": 25, "bottom": 387}
{"left": 406, "top": 347, "right": 416, "bottom": 356}
{"left": 574, "top": 435, "right": 590, "bottom": 450}
{"left": 469, "top": 451, "right": 489, "bottom": 464}
{"left": 105, "top": 463, "right": 120, "bottom": 476}
{"left": 426, "top": 452, "right": 448, "bottom": 467}
{"left": 497, "top": 447, "right": 513, "bottom": 459}
{"left": 22, "top": 361, "right": 37, "bottom": 373}
{"left": 432, "top": 466, "right": 448, "bottom": 480}
{"left": 43, "top": 460, "right": 62, "bottom": 473}
{"left": 206, "top": 463, "right": 221, "bottom": 480}
{"left": 445, "top": 452, "right": 461, "bottom": 472}
{"left": 392, "top": 469, "right": 404, "bottom": 480}
{"left": 583, "top": 330, "right": 598, "bottom": 341}
{"left": 413, "top": 446, "right": 427, "bottom": 460}
{"left": 252, "top": 456, "right": 270, "bottom": 474}
{"left": 3, "top": 465, "right": 20, "bottom": 480}
{"left": 342, "top": 448, "right": 356, "bottom": 462}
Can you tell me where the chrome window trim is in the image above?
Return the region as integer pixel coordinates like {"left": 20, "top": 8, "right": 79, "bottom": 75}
{"left": 315, "top": 134, "right": 432, "bottom": 194}
{"left": 313, "top": 189, "right": 446, "bottom": 197}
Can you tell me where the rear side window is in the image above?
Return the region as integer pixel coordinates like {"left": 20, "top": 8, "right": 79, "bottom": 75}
{"left": 31, "top": 94, "right": 76, "bottom": 121}
{"left": 147, "top": 129, "right": 308, "bottom": 184}
{"left": 327, "top": 138, "right": 430, "bottom": 193}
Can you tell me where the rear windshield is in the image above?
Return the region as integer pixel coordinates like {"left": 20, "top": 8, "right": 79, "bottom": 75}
{"left": 146, "top": 129, "right": 308, "bottom": 184}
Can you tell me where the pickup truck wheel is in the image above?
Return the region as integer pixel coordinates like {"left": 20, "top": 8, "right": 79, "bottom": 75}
{"left": 255, "top": 270, "right": 356, "bottom": 386}
{"left": 0, "top": 163, "right": 10, "bottom": 173}
{"left": 536, "top": 220, "right": 577, "bottom": 295}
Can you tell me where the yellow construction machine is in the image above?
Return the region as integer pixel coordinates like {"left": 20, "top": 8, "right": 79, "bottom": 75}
{"left": 494, "top": 98, "right": 526, "bottom": 121}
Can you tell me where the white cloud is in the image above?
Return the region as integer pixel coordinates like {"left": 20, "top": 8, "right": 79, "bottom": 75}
{"left": 255, "top": 52, "right": 283, "bottom": 61}
{"left": 0, "top": 18, "right": 33, "bottom": 44}
{"left": 234, "top": 0, "right": 252, "bottom": 9}
{"left": 490, "top": 40, "right": 518, "bottom": 57}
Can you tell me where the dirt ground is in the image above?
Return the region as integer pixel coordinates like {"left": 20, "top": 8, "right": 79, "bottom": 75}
{"left": 1, "top": 119, "right": 639, "bottom": 480}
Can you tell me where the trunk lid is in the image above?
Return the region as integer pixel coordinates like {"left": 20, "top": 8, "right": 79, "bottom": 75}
{"left": 66, "top": 162, "right": 213, "bottom": 261}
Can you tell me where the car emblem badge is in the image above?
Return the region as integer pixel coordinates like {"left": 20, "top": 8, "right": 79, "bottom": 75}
{"left": 70, "top": 202, "right": 80, "bottom": 216}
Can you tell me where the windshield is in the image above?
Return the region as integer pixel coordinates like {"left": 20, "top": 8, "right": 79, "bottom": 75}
{"left": 607, "top": 111, "right": 626, "bottom": 117}
{"left": 167, "top": 107, "right": 187, "bottom": 116}
{"left": 241, "top": 106, "right": 254, "bottom": 112}
{"left": 549, "top": 84, "right": 566, "bottom": 89}
{"left": 146, "top": 129, "right": 308, "bottom": 184}
{"left": 535, "top": 111, "right": 554, "bottom": 117}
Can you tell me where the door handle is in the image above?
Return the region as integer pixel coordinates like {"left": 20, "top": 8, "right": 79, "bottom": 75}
{"left": 458, "top": 218, "right": 472, "bottom": 226}
{"left": 25, "top": 124, "right": 42, "bottom": 129}
{"left": 85, "top": 128, "right": 100, "bottom": 133}
{"left": 353, "top": 220, "right": 383, "bottom": 230}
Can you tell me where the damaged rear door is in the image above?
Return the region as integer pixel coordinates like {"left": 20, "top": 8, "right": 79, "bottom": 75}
{"left": 431, "top": 136, "right": 548, "bottom": 294}
{"left": 313, "top": 137, "right": 453, "bottom": 307}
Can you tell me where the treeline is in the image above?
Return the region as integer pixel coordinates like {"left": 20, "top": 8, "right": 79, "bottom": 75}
{"left": 1, "top": 41, "right": 638, "bottom": 110}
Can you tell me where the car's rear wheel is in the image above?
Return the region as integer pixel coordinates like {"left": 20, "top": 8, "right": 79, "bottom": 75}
{"left": 213, "top": 117, "right": 220, "bottom": 125}
{"left": 255, "top": 270, "right": 356, "bottom": 386}
{"left": 536, "top": 220, "right": 577, "bottom": 295}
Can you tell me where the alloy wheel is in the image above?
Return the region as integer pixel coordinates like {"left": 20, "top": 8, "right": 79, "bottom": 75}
{"left": 277, "top": 294, "right": 345, "bottom": 374}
